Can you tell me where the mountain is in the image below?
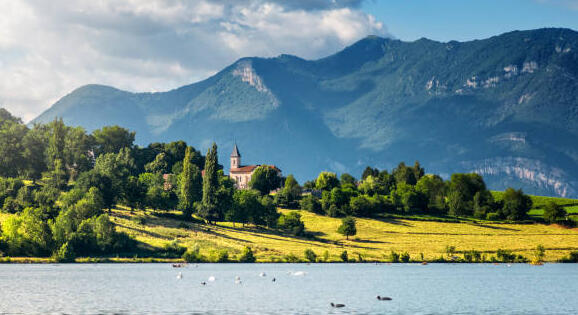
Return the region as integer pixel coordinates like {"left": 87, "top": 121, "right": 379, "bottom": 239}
{"left": 33, "top": 28, "right": 578, "bottom": 197}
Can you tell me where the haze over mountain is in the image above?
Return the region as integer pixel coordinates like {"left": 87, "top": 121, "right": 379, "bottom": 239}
{"left": 34, "top": 28, "right": 578, "bottom": 197}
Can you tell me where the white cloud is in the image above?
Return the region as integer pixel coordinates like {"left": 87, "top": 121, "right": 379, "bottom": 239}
{"left": 0, "top": 0, "right": 386, "bottom": 122}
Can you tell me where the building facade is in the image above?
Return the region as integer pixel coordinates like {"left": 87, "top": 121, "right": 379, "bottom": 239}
{"left": 229, "top": 144, "right": 281, "bottom": 189}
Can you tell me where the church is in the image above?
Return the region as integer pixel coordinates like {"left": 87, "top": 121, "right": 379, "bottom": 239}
{"left": 229, "top": 144, "right": 282, "bottom": 189}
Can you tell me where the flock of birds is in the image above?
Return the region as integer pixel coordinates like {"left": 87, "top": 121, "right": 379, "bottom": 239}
{"left": 173, "top": 264, "right": 392, "bottom": 309}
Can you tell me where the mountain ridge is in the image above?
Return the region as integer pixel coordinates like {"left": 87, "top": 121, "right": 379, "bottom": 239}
{"left": 33, "top": 28, "right": 578, "bottom": 197}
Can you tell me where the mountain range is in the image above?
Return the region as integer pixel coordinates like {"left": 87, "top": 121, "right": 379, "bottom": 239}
{"left": 33, "top": 28, "right": 578, "bottom": 197}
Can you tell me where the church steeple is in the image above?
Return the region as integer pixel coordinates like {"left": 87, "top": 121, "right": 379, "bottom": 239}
{"left": 230, "top": 144, "right": 241, "bottom": 169}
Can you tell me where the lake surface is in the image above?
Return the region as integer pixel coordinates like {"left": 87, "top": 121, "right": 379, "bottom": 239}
{"left": 0, "top": 263, "right": 577, "bottom": 314}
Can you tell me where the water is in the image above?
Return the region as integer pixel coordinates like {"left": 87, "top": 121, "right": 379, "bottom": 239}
{"left": 1, "top": 263, "right": 577, "bottom": 314}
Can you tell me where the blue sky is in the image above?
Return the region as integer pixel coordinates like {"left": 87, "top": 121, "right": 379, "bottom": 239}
{"left": 1, "top": 0, "right": 577, "bottom": 121}
{"left": 364, "top": 0, "right": 578, "bottom": 41}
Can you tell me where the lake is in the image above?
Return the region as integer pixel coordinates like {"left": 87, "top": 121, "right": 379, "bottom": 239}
{"left": 0, "top": 263, "right": 577, "bottom": 314}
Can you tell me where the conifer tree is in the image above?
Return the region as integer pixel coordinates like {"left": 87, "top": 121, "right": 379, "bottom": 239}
{"left": 179, "top": 147, "right": 202, "bottom": 219}
{"left": 200, "top": 143, "right": 220, "bottom": 223}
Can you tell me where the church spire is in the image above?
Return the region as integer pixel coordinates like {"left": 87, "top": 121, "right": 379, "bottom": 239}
{"left": 231, "top": 143, "right": 241, "bottom": 157}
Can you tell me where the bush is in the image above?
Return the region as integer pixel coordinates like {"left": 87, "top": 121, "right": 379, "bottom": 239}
{"left": 495, "top": 249, "right": 527, "bottom": 263}
{"left": 284, "top": 253, "right": 300, "bottom": 263}
{"left": 54, "top": 242, "right": 75, "bottom": 263}
{"left": 182, "top": 245, "right": 203, "bottom": 263}
{"left": 239, "top": 246, "right": 256, "bottom": 263}
{"left": 463, "top": 250, "right": 482, "bottom": 262}
{"left": 214, "top": 249, "right": 229, "bottom": 263}
{"left": 390, "top": 250, "right": 400, "bottom": 263}
{"left": 300, "top": 195, "right": 322, "bottom": 214}
{"left": 322, "top": 250, "right": 330, "bottom": 262}
{"left": 340, "top": 250, "right": 348, "bottom": 262}
{"left": 304, "top": 249, "right": 317, "bottom": 262}
{"left": 162, "top": 240, "right": 187, "bottom": 258}
{"left": 277, "top": 212, "right": 305, "bottom": 236}
{"left": 559, "top": 251, "right": 578, "bottom": 263}
{"left": 486, "top": 212, "right": 501, "bottom": 221}
{"left": 400, "top": 251, "right": 410, "bottom": 263}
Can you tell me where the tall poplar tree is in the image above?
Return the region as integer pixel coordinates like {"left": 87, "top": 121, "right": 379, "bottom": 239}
{"left": 200, "top": 143, "right": 220, "bottom": 223}
{"left": 179, "top": 146, "right": 202, "bottom": 219}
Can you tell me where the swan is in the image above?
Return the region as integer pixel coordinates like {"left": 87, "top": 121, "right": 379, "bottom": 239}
{"left": 208, "top": 276, "right": 216, "bottom": 282}
{"left": 292, "top": 271, "right": 306, "bottom": 276}
{"left": 259, "top": 272, "right": 266, "bottom": 277}
{"left": 377, "top": 296, "right": 392, "bottom": 301}
{"left": 176, "top": 272, "right": 183, "bottom": 280}
{"left": 330, "top": 303, "right": 345, "bottom": 308}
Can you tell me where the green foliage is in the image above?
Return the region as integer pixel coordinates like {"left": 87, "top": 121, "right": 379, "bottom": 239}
{"left": 162, "top": 239, "right": 187, "bottom": 258}
{"left": 249, "top": 165, "right": 282, "bottom": 195}
{"left": 463, "top": 250, "right": 482, "bottom": 262}
{"left": 304, "top": 249, "right": 317, "bottom": 262}
{"left": 543, "top": 201, "right": 566, "bottom": 224}
{"left": 337, "top": 216, "right": 357, "bottom": 240}
{"left": 277, "top": 211, "right": 305, "bottom": 236}
{"left": 389, "top": 250, "right": 400, "bottom": 263}
{"left": 494, "top": 249, "right": 528, "bottom": 263}
{"left": 277, "top": 174, "right": 302, "bottom": 208}
{"left": 534, "top": 244, "right": 545, "bottom": 263}
{"left": 447, "top": 173, "right": 488, "bottom": 217}
{"left": 200, "top": 143, "right": 220, "bottom": 223}
{"left": 500, "top": 188, "right": 532, "bottom": 220}
{"left": 400, "top": 251, "right": 410, "bottom": 263}
{"left": 340, "top": 250, "right": 348, "bottom": 262}
{"left": 213, "top": 249, "right": 229, "bottom": 263}
{"left": 1, "top": 208, "right": 54, "bottom": 257}
{"left": 560, "top": 251, "right": 578, "bottom": 263}
{"left": 54, "top": 242, "right": 76, "bottom": 263}
{"left": 144, "top": 153, "right": 169, "bottom": 174}
{"left": 299, "top": 195, "right": 322, "bottom": 214}
{"left": 315, "top": 172, "right": 339, "bottom": 191}
{"left": 284, "top": 253, "right": 300, "bottom": 263}
{"left": 182, "top": 245, "right": 204, "bottom": 263}
{"left": 486, "top": 212, "right": 501, "bottom": 221}
{"left": 179, "top": 147, "right": 202, "bottom": 218}
{"left": 239, "top": 246, "right": 256, "bottom": 263}
{"left": 91, "top": 125, "right": 135, "bottom": 156}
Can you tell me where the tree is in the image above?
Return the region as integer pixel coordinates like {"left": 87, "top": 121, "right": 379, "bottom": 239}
{"left": 337, "top": 216, "right": 357, "bottom": 240}
{"left": 340, "top": 173, "right": 356, "bottom": 188}
{"left": 349, "top": 195, "right": 372, "bottom": 217}
{"left": 416, "top": 174, "right": 446, "bottom": 211}
{"left": 277, "top": 211, "right": 305, "bottom": 236}
{"left": 145, "top": 152, "right": 169, "bottom": 174}
{"left": 91, "top": 126, "right": 135, "bottom": 156}
{"left": 300, "top": 195, "right": 322, "bottom": 214}
{"left": 304, "top": 249, "right": 317, "bottom": 262}
{"left": 22, "top": 124, "right": 48, "bottom": 181}
{"left": 200, "top": 143, "right": 220, "bottom": 223}
{"left": 45, "top": 118, "right": 67, "bottom": 174}
{"left": 0, "top": 118, "right": 27, "bottom": 177}
{"left": 358, "top": 175, "right": 388, "bottom": 196}
{"left": 392, "top": 162, "right": 417, "bottom": 185}
{"left": 281, "top": 174, "right": 302, "bottom": 207}
{"left": 315, "top": 171, "right": 340, "bottom": 191}
{"left": 93, "top": 148, "right": 136, "bottom": 208}
{"left": 239, "top": 246, "right": 256, "bottom": 263}
{"left": 361, "top": 167, "right": 379, "bottom": 180}
{"left": 394, "top": 183, "right": 427, "bottom": 212}
{"left": 543, "top": 201, "right": 566, "bottom": 224}
{"left": 500, "top": 188, "right": 532, "bottom": 220}
{"left": 179, "top": 147, "right": 202, "bottom": 219}
{"left": 249, "top": 165, "right": 281, "bottom": 195}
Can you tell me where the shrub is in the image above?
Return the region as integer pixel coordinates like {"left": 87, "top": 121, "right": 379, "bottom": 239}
{"left": 560, "top": 251, "right": 578, "bottom": 263}
{"left": 182, "top": 245, "right": 203, "bottom": 263}
{"left": 543, "top": 201, "right": 566, "bottom": 224}
{"left": 390, "top": 250, "right": 400, "bottom": 263}
{"left": 463, "top": 250, "right": 482, "bottom": 262}
{"left": 163, "top": 239, "right": 187, "bottom": 258}
{"left": 495, "top": 249, "right": 528, "bottom": 263}
{"left": 322, "top": 250, "right": 330, "bottom": 262}
{"left": 54, "top": 242, "right": 75, "bottom": 263}
{"left": 340, "top": 250, "right": 348, "bottom": 262}
{"left": 284, "top": 253, "right": 300, "bottom": 263}
{"left": 238, "top": 246, "right": 256, "bottom": 263}
{"left": 400, "top": 251, "right": 410, "bottom": 263}
{"left": 304, "top": 249, "right": 317, "bottom": 262}
{"left": 277, "top": 212, "right": 305, "bottom": 236}
{"left": 300, "top": 195, "right": 322, "bottom": 214}
{"left": 486, "top": 212, "right": 501, "bottom": 221}
{"left": 214, "top": 250, "right": 229, "bottom": 263}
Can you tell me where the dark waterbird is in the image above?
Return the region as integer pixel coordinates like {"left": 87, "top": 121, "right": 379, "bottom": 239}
{"left": 377, "top": 296, "right": 392, "bottom": 301}
{"left": 330, "top": 303, "right": 346, "bottom": 308}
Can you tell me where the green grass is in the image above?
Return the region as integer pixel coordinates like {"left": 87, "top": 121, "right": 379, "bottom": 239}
{"left": 107, "top": 207, "right": 578, "bottom": 263}
{"left": 492, "top": 191, "right": 578, "bottom": 220}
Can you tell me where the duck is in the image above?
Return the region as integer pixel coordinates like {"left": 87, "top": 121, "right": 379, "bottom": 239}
{"left": 377, "top": 296, "right": 392, "bottom": 301}
{"left": 200, "top": 281, "right": 207, "bottom": 286}
{"left": 272, "top": 277, "right": 276, "bottom": 282}
{"left": 176, "top": 272, "right": 183, "bottom": 280}
{"left": 330, "top": 303, "right": 346, "bottom": 308}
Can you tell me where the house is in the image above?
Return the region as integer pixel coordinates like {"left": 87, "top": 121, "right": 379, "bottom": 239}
{"left": 229, "top": 144, "right": 281, "bottom": 189}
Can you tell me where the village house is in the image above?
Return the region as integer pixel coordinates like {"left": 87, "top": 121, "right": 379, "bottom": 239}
{"left": 229, "top": 144, "right": 281, "bottom": 189}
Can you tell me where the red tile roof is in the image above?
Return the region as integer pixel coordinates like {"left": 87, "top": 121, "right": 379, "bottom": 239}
{"left": 230, "top": 165, "right": 259, "bottom": 173}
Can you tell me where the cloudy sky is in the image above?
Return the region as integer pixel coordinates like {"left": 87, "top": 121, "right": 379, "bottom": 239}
{"left": 1, "top": 0, "right": 577, "bottom": 122}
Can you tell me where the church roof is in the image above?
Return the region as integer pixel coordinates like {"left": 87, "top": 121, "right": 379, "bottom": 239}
{"left": 231, "top": 144, "right": 241, "bottom": 157}
{"left": 230, "top": 165, "right": 258, "bottom": 173}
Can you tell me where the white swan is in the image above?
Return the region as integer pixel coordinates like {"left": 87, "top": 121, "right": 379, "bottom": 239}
{"left": 208, "top": 276, "right": 216, "bottom": 282}
{"left": 176, "top": 272, "right": 183, "bottom": 280}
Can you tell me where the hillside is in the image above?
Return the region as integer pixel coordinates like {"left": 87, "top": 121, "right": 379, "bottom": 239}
{"left": 3, "top": 194, "right": 578, "bottom": 263}
{"left": 33, "top": 28, "right": 578, "bottom": 197}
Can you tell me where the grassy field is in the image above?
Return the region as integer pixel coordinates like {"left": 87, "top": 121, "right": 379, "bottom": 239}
{"left": 492, "top": 191, "right": 578, "bottom": 221}
{"left": 106, "top": 207, "right": 578, "bottom": 263}
{"left": 2, "top": 199, "right": 578, "bottom": 263}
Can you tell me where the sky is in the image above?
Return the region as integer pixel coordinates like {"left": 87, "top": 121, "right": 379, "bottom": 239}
{"left": 1, "top": 0, "right": 577, "bottom": 122}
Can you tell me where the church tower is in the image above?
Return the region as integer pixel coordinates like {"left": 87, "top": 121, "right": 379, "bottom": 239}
{"left": 230, "top": 144, "right": 241, "bottom": 170}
